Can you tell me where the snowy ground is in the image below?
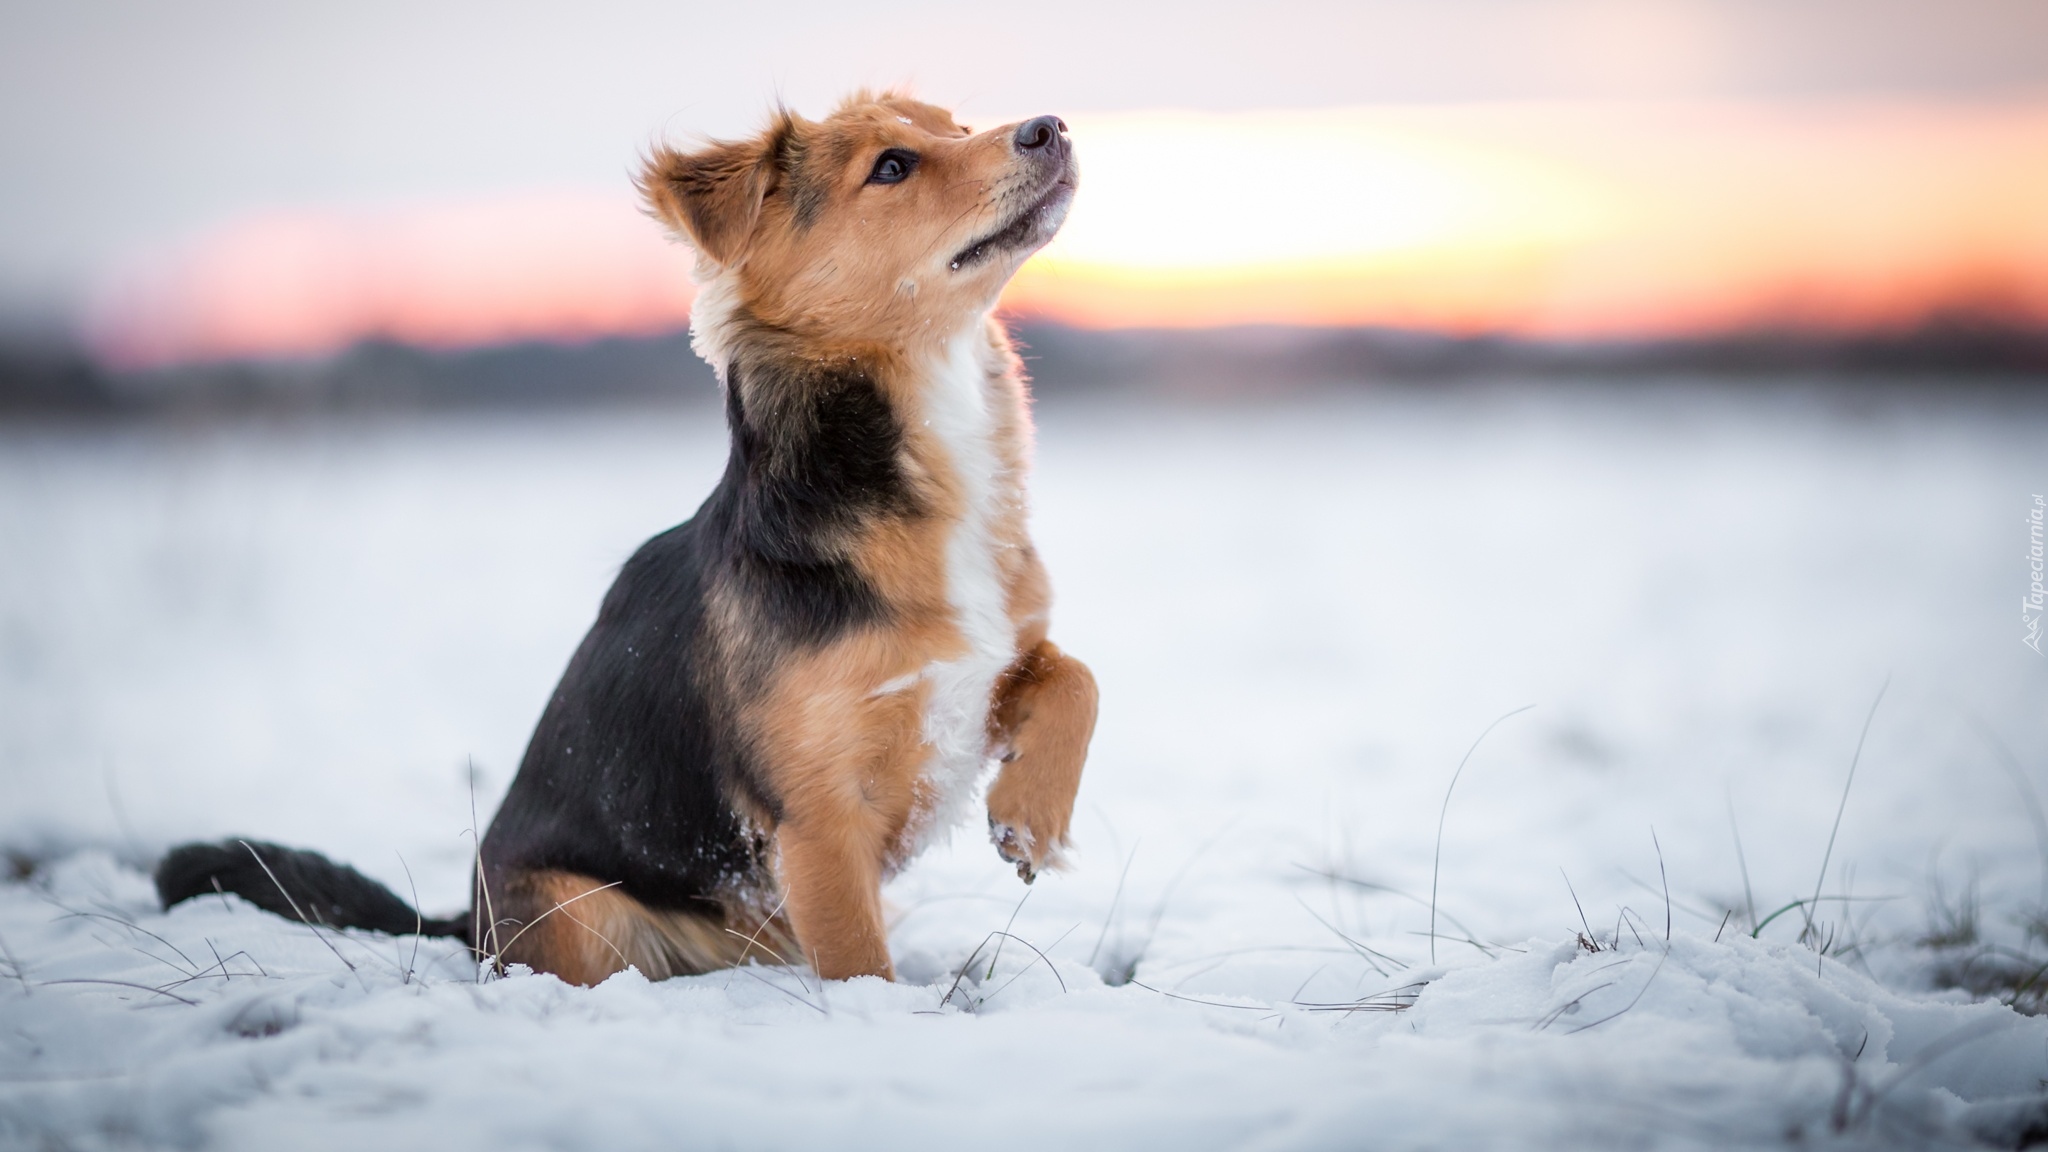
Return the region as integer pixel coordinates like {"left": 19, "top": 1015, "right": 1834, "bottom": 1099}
{"left": 3, "top": 377, "right": 2047, "bottom": 1149}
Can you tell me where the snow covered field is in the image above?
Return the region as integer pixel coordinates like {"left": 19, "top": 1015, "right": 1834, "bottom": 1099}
{"left": 3, "top": 377, "right": 2046, "bottom": 1149}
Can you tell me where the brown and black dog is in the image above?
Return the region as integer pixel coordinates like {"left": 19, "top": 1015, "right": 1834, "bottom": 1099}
{"left": 156, "top": 92, "right": 1097, "bottom": 985}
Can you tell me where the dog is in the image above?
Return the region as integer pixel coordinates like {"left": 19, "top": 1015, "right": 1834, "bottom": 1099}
{"left": 156, "top": 92, "right": 1096, "bottom": 985}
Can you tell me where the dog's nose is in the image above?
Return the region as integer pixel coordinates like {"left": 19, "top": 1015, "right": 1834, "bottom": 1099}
{"left": 1013, "top": 115, "right": 1068, "bottom": 153}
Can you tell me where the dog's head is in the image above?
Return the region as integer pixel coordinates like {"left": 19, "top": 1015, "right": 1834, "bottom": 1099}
{"left": 640, "top": 92, "right": 1075, "bottom": 346}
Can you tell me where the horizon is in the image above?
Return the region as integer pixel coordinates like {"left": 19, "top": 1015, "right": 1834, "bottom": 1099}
{"left": 5, "top": 2, "right": 2047, "bottom": 368}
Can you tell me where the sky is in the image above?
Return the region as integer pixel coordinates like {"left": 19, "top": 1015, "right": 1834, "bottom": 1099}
{"left": 4, "top": 0, "right": 2047, "bottom": 360}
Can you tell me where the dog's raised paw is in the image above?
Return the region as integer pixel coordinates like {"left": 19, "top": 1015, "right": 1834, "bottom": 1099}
{"left": 988, "top": 819, "right": 1038, "bottom": 883}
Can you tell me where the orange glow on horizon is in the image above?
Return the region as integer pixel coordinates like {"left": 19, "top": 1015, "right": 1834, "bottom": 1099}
{"left": 1007, "top": 102, "right": 2048, "bottom": 338}
{"left": 89, "top": 100, "right": 2048, "bottom": 368}
{"left": 90, "top": 193, "right": 698, "bottom": 369}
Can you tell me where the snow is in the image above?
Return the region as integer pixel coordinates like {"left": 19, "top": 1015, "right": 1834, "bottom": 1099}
{"left": 3, "top": 379, "right": 2046, "bottom": 1149}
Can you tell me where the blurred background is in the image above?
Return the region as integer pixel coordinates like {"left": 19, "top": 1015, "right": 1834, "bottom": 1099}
{"left": 6, "top": 0, "right": 2048, "bottom": 389}
{"left": 2, "top": 1, "right": 2046, "bottom": 993}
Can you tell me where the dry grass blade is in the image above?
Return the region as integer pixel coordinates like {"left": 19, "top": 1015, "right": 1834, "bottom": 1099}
{"left": 41, "top": 977, "right": 198, "bottom": 1006}
{"left": 1653, "top": 827, "right": 1671, "bottom": 942}
{"left": 980, "top": 924, "right": 1081, "bottom": 1006}
{"left": 985, "top": 886, "right": 1033, "bottom": 981}
{"left": 1802, "top": 676, "right": 1888, "bottom": 948}
{"left": 209, "top": 938, "right": 267, "bottom": 979}
{"left": 490, "top": 881, "right": 624, "bottom": 959}
{"left": 466, "top": 761, "right": 502, "bottom": 977}
{"left": 1533, "top": 981, "right": 1616, "bottom": 1031}
{"left": 1128, "top": 979, "right": 1270, "bottom": 1010}
{"left": 237, "top": 840, "right": 366, "bottom": 991}
{"left": 940, "top": 933, "right": 998, "bottom": 1010}
{"left": 1566, "top": 945, "right": 1670, "bottom": 1034}
{"left": 1615, "top": 869, "right": 1728, "bottom": 929}
{"left": 733, "top": 891, "right": 791, "bottom": 966}
{"left": 1561, "top": 868, "right": 1603, "bottom": 951}
{"left": 1294, "top": 896, "right": 1403, "bottom": 976}
{"left": 394, "top": 851, "right": 424, "bottom": 985}
{"left": 1296, "top": 980, "right": 1429, "bottom": 1014}
{"left": 738, "top": 964, "right": 826, "bottom": 1015}
{"left": 556, "top": 907, "right": 633, "bottom": 972}
{"left": 1404, "top": 929, "right": 1512, "bottom": 957}
{"left": 157, "top": 945, "right": 267, "bottom": 992}
{"left": 721, "top": 928, "right": 799, "bottom": 971}
{"left": 1139, "top": 819, "right": 1242, "bottom": 964}
{"left": 1290, "top": 964, "right": 1328, "bottom": 1003}
{"left": 0, "top": 928, "right": 30, "bottom": 995}
{"left": 1727, "top": 792, "right": 1760, "bottom": 933}
{"left": 1619, "top": 907, "right": 1646, "bottom": 949}
{"left": 723, "top": 890, "right": 805, "bottom": 991}
{"left": 1298, "top": 866, "right": 1497, "bottom": 958}
{"left": 1087, "top": 842, "right": 1139, "bottom": 968}
{"left": 940, "top": 920, "right": 1071, "bottom": 1010}
{"left": 52, "top": 907, "right": 196, "bottom": 973}
{"left": 1431, "top": 704, "right": 1536, "bottom": 964}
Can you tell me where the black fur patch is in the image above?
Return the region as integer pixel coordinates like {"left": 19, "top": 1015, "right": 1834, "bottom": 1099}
{"left": 156, "top": 840, "right": 465, "bottom": 938}
{"left": 730, "top": 357, "right": 915, "bottom": 567}
{"left": 477, "top": 349, "right": 913, "bottom": 910}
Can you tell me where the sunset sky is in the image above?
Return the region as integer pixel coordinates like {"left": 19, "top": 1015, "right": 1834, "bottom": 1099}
{"left": 4, "top": 0, "right": 2046, "bottom": 365}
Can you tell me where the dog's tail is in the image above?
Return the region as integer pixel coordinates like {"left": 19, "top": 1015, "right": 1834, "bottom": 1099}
{"left": 155, "top": 839, "right": 468, "bottom": 941}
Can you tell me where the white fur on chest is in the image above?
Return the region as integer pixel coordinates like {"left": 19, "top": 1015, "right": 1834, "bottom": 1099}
{"left": 902, "top": 335, "right": 1018, "bottom": 857}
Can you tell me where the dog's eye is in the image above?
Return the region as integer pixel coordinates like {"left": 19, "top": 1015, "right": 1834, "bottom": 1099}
{"left": 866, "top": 149, "right": 918, "bottom": 186}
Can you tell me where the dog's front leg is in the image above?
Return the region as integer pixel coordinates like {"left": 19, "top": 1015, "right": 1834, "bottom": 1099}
{"left": 776, "top": 813, "right": 894, "bottom": 981}
{"left": 986, "top": 640, "right": 1098, "bottom": 882}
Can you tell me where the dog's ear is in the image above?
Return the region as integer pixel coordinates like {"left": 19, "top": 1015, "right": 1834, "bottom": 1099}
{"left": 639, "top": 125, "right": 786, "bottom": 265}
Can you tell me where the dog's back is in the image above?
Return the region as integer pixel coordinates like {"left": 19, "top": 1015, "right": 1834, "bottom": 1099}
{"left": 476, "top": 354, "right": 915, "bottom": 979}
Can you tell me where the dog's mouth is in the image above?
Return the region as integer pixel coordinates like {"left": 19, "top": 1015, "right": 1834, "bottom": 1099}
{"left": 948, "top": 174, "right": 1076, "bottom": 272}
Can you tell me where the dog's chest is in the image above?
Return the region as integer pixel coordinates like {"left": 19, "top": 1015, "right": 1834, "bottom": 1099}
{"left": 903, "top": 339, "right": 1020, "bottom": 855}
